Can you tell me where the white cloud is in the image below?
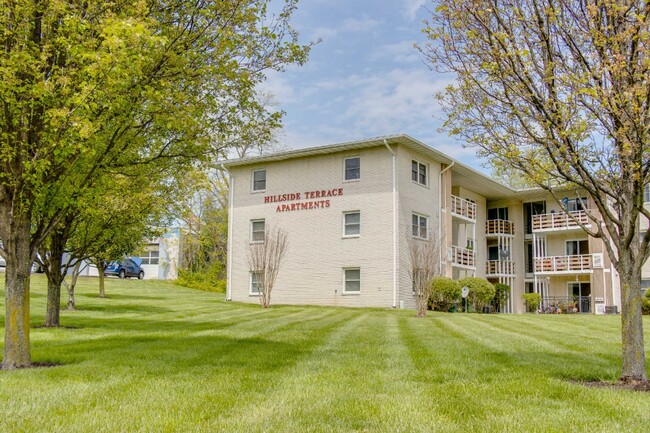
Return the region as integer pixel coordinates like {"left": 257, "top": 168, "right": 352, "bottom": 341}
{"left": 402, "top": 0, "right": 426, "bottom": 21}
{"left": 311, "top": 15, "right": 382, "bottom": 41}
{"left": 339, "top": 68, "right": 453, "bottom": 133}
{"left": 370, "top": 40, "right": 421, "bottom": 64}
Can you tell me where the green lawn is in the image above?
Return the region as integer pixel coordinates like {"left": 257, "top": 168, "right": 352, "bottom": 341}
{"left": 1, "top": 275, "right": 649, "bottom": 432}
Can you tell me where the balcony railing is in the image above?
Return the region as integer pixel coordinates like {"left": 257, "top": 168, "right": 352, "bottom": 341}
{"left": 541, "top": 296, "right": 591, "bottom": 313}
{"left": 534, "top": 254, "right": 593, "bottom": 273}
{"left": 449, "top": 245, "right": 475, "bottom": 268}
{"left": 532, "top": 210, "right": 589, "bottom": 232}
{"left": 486, "top": 260, "right": 515, "bottom": 276}
{"left": 451, "top": 195, "right": 476, "bottom": 221}
{"left": 485, "top": 219, "right": 514, "bottom": 235}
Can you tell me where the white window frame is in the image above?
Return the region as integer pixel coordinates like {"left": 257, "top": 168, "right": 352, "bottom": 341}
{"left": 344, "top": 156, "right": 361, "bottom": 181}
{"left": 250, "top": 219, "right": 265, "bottom": 243}
{"left": 250, "top": 271, "right": 263, "bottom": 295}
{"left": 412, "top": 213, "right": 429, "bottom": 239}
{"left": 343, "top": 211, "right": 361, "bottom": 237}
{"left": 139, "top": 245, "right": 160, "bottom": 265}
{"left": 343, "top": 268, "right": 361, "bottom": 294}
{"left": 645, "top": 185, "right": 650, "bottom": 203}
{"left": 411, "top": 159, "right": 428, "bottom": 186}
{"left": 251, "top": 169, "right": 266, "bottom": 193}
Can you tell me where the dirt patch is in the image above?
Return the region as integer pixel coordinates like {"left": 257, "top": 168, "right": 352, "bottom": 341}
{"left": 580, "top": 379, "right": 650, "bottom": 392}
{"left": 0, "top": 362, "right": 60, "bottom": 370}
{"left": 32, "top": 325, "right": 81, "bottom": 329}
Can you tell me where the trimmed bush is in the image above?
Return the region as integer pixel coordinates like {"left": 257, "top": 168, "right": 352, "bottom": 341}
{"left": 522, "top": 293, "right": 542, "bottom": 313}
{"left": 430, "top": 277, "right": 461, "bottom": 312}
{"left": 643, "top": 289, "right": 650, "bottom": 315}
{"left": 458, "top": 277, "right": 496, "bottom": 313}
{"left": 492, "top": 283, "right": 511, "bottom": 313}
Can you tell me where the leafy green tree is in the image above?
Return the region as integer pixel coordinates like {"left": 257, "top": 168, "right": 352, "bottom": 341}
{"left": 423, "top": 0, "right": 649, "bottom": 382}
{"left": 0, "top": 0, "right": 310, "bottom": 369}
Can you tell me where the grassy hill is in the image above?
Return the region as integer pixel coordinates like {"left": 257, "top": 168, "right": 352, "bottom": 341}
{"left": 1, "top": 275, "right": 649, "bottom": 432}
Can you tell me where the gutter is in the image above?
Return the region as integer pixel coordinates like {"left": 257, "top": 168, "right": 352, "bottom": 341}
{"left": 221, "top": 163, "right": 234, "bottom": 302}
{"left": 384, "top": 139, "right": 398, "bottom": 308}
{"left": 439, "top": 161, "right": 455, "bottom": 274}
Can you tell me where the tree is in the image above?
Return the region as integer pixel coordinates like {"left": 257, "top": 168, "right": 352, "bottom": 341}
{"left": 0, "top": 1, "right": 310, "bottom": 369}
{"left": 422, "top": 0, "right": 649, "bottom": 382}
{"left": 247, "top": 225, "right": 288, "bottom": 308}
{"left": 408, "top": 230, "right": 441, "bottom": 317}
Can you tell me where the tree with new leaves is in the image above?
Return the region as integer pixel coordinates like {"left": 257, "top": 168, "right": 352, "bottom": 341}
{"left": 408, "top": 229, "right": 441, "bottom": 317}
{"left": 0, "top": 0, "right": 310, "bottom": 369}
{"left": 247, "top": 225, "right": 288, "bottom": 308}
{"left": 422, "top": 0, "right": 649, "bottom": 382}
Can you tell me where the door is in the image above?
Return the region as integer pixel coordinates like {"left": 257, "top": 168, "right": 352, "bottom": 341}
{"left": 569, "top": 282, "right": 591, "bottom": 313}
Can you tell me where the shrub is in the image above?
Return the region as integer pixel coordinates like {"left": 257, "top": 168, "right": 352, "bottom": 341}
{"left": 430, "top": 277, "right": 461, "bottom": 312}
{"left": 643, "top": 289, "right": 650, "bottom": 315}
{"left": 522, "top": 293, "right": 542, "bottom": 313}
{"left": 459, "top": 277, "right": 496, "bottom": 313}
{"left": 176, "top": 265, "right": 226, "bottom": 293}
{"left": 492, "top": 283, "right": 511, "bottom": 313}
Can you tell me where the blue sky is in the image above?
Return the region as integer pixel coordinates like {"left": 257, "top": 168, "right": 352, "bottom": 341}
{"left": 261, "top": 0, "right": 485, "bottom": 168}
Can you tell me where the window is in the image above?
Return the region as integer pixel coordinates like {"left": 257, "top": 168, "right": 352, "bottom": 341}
{"left": 644, "top": 185, "right": 650, "bottom": 203}
{"left": 488, "top": 246, "right": 499, "bottom": 261}
{"left": 250, "top": 271, "right": 263, "bottom": 295}
{"left": 566, "top": 239, "right": 589, "bottom": 255}
{"left": 412, "top": 214, "right": 428, "bottom": 239}
{"left": 250, "top": 219, "right": 265, "bottom": 242}
{"left": 140, "top": 245, "right": 160, "bottom": 265}
{"left": 343, "top": 211, "right": 360, "bottom": 236}
{"left": 411, "top": 160, "right": 427, "bottom": 186}
{"left": 562, "top": 197, "right": 587, "bottom": 212}
{"left": 252, "top": 169, "right": 266, "bottom": 192}
{"left": 344, "top": 157, "right": 360, "bottom": 180}
{"left": 343, "top": 268, "right": 361, "bottom": 293}
{"left": 487, "top": 207, "right": 508, "bottom": 221}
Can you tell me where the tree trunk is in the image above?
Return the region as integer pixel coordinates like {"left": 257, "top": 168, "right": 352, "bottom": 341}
{"left": 43, "top": 229, "right": 67, "bottom": 327}
{"left": 618, "top": 258, "right": 647, "bottom": 382}
{"left": 66, "top": 261, "right": 82, "bottom": 310}
{"left": 2, "top": 215, "right": 33, "bottom": 369}
{"left": 97, "top": 260, "right": 106, "bottom": 298}
{"left": 44, "top": 275, "right": 62, "bottom": 327}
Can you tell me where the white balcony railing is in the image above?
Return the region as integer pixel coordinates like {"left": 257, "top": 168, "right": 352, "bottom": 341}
{"left": 451, "top": 195, "right": 477, "bottom": 221}
{"left": 534, "top": 254, "right": 593, "bottom": 273}
{"left": 485, "top": 219, "right": 514, "bottom": 235}
{"left": 449, "top": 245, "right": 475, "bottom": 268}
{"left": 486, "top": 260, "right": 515, "bottom": 276}
{"left": 532, "top": 210, "right": 589, "bottom": 232}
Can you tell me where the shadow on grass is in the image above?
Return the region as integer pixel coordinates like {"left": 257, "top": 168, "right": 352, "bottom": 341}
{"left": 78, "top": 293, "right": 167, "bottom": 301}
{"left": 76, "top": 304, "right": 172, "bottom": 314}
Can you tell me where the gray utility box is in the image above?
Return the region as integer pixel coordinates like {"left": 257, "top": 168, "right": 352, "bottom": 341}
{"left": 605, "top": 306, "right": 618, "bottom": 314}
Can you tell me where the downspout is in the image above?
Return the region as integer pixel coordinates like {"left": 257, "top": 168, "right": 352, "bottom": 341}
{"left": 383, "top": 139, "right": 398, "bottom": 308}
{"left": 221, "top": 163, "right": 234, "bottom": 302}
{"left": 439, "top": 162, "right": 455, "bottom": 274}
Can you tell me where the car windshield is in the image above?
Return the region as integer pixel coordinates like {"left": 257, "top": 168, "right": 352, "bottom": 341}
{"left": 129, "top": 257, "right": 143, "bottom": 267}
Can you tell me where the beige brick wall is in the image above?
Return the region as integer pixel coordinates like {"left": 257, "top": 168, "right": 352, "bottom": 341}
{"left": 228, "top": 145, "right": 395, "bottom": 308}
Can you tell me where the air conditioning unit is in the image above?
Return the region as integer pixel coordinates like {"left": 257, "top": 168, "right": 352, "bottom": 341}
{"left": 592, "top": 253, "right": 604, "bottom": 268}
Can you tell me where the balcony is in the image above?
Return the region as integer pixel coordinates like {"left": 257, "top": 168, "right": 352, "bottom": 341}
{"left": 485, "top": 219, "right": 514, "bottom": 236}
{"left": 534, "top": 254, "right": 593, "bottom": 274}
{"left": 532, "top": 210, "right": 589, "bottom": 232}
{"left": 451, "top": 195, "right": 476, "bottom": 221}
{"left": 449, "top": 245, "right": 475, "bottom": 268}
{"left": 486, "top": 260, "right": 515, "bottom": 276}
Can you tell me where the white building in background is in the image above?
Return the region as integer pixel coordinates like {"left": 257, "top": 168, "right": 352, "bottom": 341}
{"left": 80, "top": 227, "right": 182, "bottom": 280}
{"left": 222, "top": 134, "right": 622, "bottom": 313}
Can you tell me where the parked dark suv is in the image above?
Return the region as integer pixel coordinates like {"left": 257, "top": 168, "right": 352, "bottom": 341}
{"left": 104, "top": 257, "right": 145, "bottom": 279}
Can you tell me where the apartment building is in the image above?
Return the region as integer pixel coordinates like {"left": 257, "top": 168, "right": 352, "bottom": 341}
{"left": 222, "top": 135, "right": 620, "bottom": 313}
